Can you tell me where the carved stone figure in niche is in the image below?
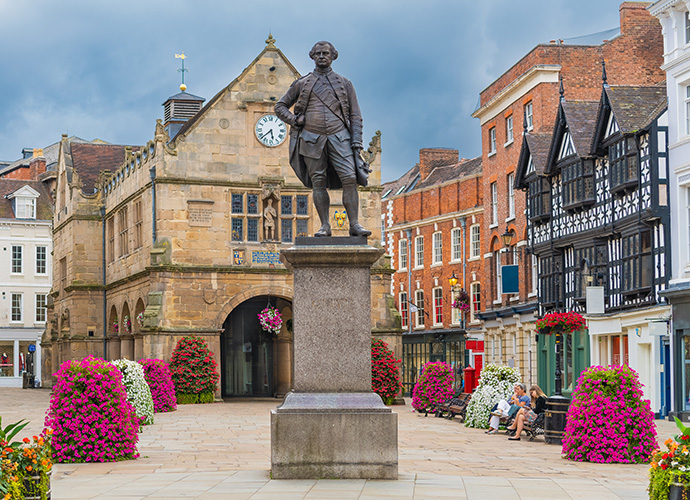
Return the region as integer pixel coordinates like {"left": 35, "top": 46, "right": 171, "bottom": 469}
{"left": 263, "top": 198, "right": 277, "bottom": 241}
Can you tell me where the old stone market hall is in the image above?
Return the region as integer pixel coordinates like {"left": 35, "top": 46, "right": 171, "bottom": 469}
{"left": 43, "top": 36, "right": 400, "bottom": 397}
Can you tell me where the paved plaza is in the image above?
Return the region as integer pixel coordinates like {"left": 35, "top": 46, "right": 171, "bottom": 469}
{"left": 0, "top": 388, "right": 670, "bottom": 499}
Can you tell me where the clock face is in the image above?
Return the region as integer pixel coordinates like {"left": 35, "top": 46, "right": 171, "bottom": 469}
{"left": 255, "top": 114, "right": 287, "bottom": 147}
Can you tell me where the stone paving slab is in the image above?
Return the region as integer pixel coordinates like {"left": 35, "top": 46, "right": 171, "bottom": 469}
{"left": 0, "top": 388, "right": 674, "bottom": 499}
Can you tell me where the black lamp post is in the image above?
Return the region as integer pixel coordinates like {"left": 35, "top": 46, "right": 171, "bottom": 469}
{"left": 554, "top": 327, "right": 563, "bottom": 397}
{"left": 449, "top": 271, "right": 459, "bottom": 292}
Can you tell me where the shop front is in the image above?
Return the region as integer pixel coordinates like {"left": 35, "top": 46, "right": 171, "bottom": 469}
{"left": 0, "top": 328, "right": 42, "bottom": 388}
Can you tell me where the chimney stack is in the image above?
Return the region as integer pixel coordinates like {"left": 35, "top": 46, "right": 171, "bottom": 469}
{"left": 419, "top": 148, "right": 459, "bottom": 181}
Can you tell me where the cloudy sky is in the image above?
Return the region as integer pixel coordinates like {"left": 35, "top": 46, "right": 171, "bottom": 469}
{"left": 0, "top": 0, "right": 629, "bottom": 182}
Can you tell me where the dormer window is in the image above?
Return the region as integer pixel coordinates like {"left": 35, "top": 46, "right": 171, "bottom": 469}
{"left": 15, "top": 198, "right": 36, "bottom": 219}
{"left": 5, "top": 185, "right": 40, "bottom": 220}
{"left": 527, "top": 155, "right": 535, "bottom": 175}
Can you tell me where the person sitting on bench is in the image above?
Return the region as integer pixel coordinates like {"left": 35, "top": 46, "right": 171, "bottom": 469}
{"left": 485, "top": 383, "right": 530, "bottom": 434}
{"left": 506, "top": 384, "right": 547, "bottom": 441}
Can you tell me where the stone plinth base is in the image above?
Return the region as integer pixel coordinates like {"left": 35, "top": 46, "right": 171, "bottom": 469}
{"left": 271, "top": 392, "right": 398, "bottom": 479}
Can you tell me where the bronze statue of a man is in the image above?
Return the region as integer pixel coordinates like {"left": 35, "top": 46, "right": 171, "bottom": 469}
{"left": 275, "top": 41, "right": 371, "bottom": 238}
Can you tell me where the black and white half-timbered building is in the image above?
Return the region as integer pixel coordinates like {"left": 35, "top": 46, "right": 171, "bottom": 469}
{"left": 515, "top": 77, "right": 670, "bottom": 415}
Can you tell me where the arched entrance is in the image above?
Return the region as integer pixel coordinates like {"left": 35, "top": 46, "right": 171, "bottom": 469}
{"left": 221, "top": 295, "right": 291, "bottom": 397}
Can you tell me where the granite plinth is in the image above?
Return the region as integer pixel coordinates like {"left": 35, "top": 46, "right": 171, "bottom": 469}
{"left": 281, "top": 244, "right": 384, "bottom": 392}
{"left": 271, "top": 393, "right": 398, "bottom": 479}
{"left": 273, "top": 242, "right": 398, "bottom": 479}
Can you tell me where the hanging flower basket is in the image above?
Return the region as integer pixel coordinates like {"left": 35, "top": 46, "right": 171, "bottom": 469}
{"left": 258, "top": 306, "right": 282, "bottom": 335}
{"left": 112, "top": 320, "right": 119, "bottom": 334}
{"left": 123, "top": 316, "right": 132, "bottom": 334}
{"left": 136, "top": 312, "right": 144, "bottom": 328}
{"left": 535, "top": 311, "right": 585, "bottom": 335}
{"left": 451, "top": 290, "right": 470, "bottom": 312}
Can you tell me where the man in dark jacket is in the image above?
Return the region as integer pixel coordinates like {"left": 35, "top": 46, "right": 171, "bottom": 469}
{"left": 275, "top": 41, "right": 371, "bottom": 237}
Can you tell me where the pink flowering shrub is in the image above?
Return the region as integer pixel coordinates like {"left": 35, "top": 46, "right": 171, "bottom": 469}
{"left": 139, "top": 359, "right": 177, "bottom": 413}
{"left": 562, "top": 365, "right": 657, "bottom": 463}
{"left": 411, "top": 362, "right": 454, "bottom": 413}
{"left": 44, "top": 356, "right": 139, "bottom": 462}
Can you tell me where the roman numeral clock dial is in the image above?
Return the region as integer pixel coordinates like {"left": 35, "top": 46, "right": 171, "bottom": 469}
{"left": 255, "top": 114, "right": 287, "bottom": 147}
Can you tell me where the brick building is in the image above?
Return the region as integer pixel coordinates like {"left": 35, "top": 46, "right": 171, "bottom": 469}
{"left": 382, "top": 148, "right": 484, "bottom": 395}
{"left": 472, "top": 1, "right": 665, "bottom": 387}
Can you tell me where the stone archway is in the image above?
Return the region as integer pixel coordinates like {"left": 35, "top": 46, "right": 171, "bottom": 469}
{"left": 107, "top": 305, "right": 119, "bottom": 361}
{"left": 218, "top": 286, "right": 293, "bottom": 398}
{"left": 133, "top": 298, "right": 146, "bottom": 360}
{"left": 121, "top": 302, "right": 134, "bottom": 360}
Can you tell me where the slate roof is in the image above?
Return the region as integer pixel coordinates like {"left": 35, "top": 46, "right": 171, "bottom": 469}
{"left": 415, "top": 156, "right": 482, "bottom": 190}
{"left": 381, "top": 165, "right": 419, "bottom": 199}
{"left": 605, "top": 85, "right": 667, "bottom": 134}
{"left": 524, "top": 133, "right": 552, "bottom": 175}
{"left": 0, "top": 136, "right": 92, "bottom": 177}
{"left": 0, "top": 179, "right": 53, "bottom": 220}
{"left": 70, "top": 143, "right": 138, "bottom": 194}
{"left": 561, "top": 101, "right": 599, "bottom": 157}
{"left": 162, "top": 90, "right": 205, "bottom": 104}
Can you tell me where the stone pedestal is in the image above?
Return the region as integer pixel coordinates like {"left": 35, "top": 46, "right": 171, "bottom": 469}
{"left": 272, "top": 237, "right": 398, "bottom": 479}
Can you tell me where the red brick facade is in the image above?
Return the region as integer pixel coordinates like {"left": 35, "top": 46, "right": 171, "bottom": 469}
{"left": 1, "top": 154, "right": 46, "bottom": 181}
{"left": 382, "top": 151, "right": 485, "bottom": 337}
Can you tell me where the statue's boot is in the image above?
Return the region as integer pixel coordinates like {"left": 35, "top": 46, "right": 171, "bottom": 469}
{"left": 342, "top": 181, "right": 371, "bottom": 238}
{"left": 349, "top": 222, "right": 371, "bottom": 237}
{"left": 315, "top": 224, "right": 332, "bottom": 237}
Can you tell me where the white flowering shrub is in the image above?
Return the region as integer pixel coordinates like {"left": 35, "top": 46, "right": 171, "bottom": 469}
{"left": 464, "top": 363, "right": 521, "bottom": 429}
{"left": 113, "top": 358, "right": 155, "bottom": 426}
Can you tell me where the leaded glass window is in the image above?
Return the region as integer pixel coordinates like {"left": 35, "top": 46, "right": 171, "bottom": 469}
{"left": 247, "top": 194, "right": 258, "bottom": 214}
{"left": 281, "top": 219, "right": 292, "bottom": 242}
{"left": 296, "top": 195, "right": 308, "bottom": 215}
{"left": 281, "top": 196, "right": 293, "bottom": 216}
{"left": 231, "top": 218, "right": 243, "bottom": 241}
{"left": 232, "top": 194, "right": 243, "bottom": 214}
{"left": 247, "top": 219, "right": 258, "bottom": 242}
{"left": 296, "top": 219, "right": 308, "bottom": 238}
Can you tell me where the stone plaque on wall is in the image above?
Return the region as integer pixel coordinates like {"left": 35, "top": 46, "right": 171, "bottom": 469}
{"left": 188, "top": 200, "right": 214, "bottom": 227}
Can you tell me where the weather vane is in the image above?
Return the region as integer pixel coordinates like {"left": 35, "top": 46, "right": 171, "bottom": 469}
{"left": 175, "top": 53, "right": 188, "bottom": 92}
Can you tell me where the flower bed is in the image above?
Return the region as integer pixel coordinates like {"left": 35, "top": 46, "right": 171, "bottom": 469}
{"left": 649, "top": 418, "right": 690, "bottom": 499}
{"left": 44, "top": 356, "right": 139, "bottom": 462}
{"left": 411, "top": 362, "right": 454, "bottom": 413}
{"left": 464, "top": 363, "right": 521, "bottom": 429}
{"left": 371, "top": 339, "right": 402, "bottom": 404}
{"left": 562, "top": 365, "right": 656, "bottom": 463}
{"left": 0, "top": 420, "right": 53, "bottom": 500}
{"left": 113, "top": 359, "right": 154, "bottom": 426}
{"left": 139, "top": 359, "right": 177, "bottom": 413}
{"left": 169, "top": 336, "right": 219, "bottom": 404}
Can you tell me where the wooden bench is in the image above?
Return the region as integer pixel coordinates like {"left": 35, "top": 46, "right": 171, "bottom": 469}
{"left": 434, "top": 393, "right": 472, "bottom": 421}
{"left": 523, "top": 412, "right": 545, "bottom": 441}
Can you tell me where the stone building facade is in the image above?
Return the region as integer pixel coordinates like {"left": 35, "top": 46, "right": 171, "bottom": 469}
{"left": 381, "top": 148, "right": 485, "bottom": 394}
{"left": 43, "top": 37, "right": 398, "bottom": 397}
{"left": 472, "top": 1, "right": 665, "bottom": 388}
